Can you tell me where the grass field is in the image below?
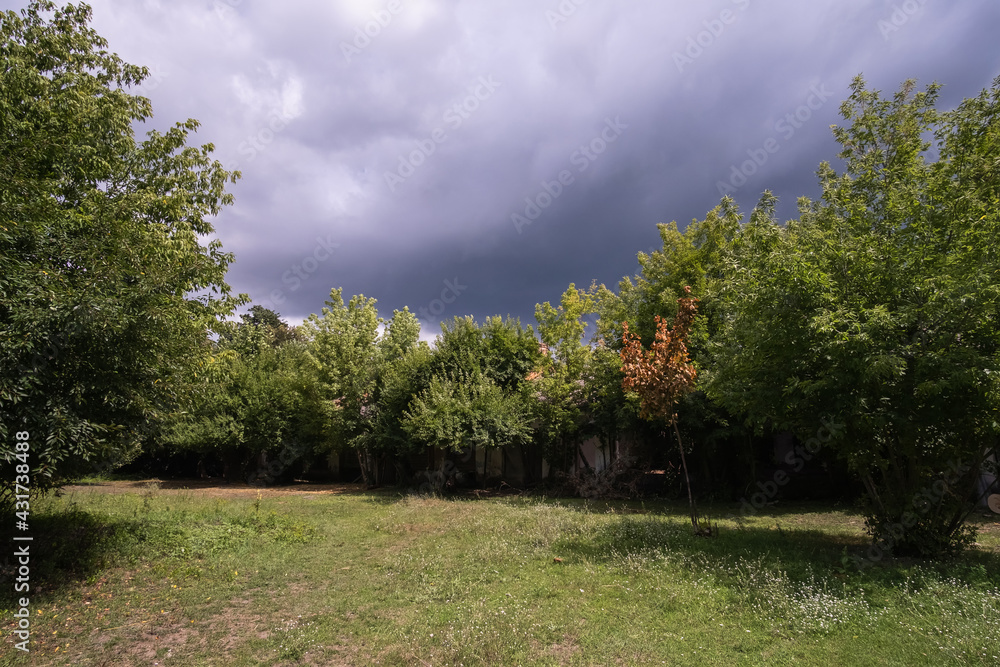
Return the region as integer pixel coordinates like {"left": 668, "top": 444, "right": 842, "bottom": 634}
{"left": 2, "top": 480, "right": 999, "bottom": 666}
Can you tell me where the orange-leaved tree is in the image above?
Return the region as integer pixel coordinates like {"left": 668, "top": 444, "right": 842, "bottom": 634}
{"left": 620, "top": 286, "right": 707, "bottom": 532}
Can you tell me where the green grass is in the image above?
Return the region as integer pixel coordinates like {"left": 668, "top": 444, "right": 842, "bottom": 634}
{"left": 2, "top": 484, "right": 999, "bottom": 666}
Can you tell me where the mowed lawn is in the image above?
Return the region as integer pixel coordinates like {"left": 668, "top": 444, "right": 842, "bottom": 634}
{"left": 2, "top": 481, "right": 999, "bottom": 666}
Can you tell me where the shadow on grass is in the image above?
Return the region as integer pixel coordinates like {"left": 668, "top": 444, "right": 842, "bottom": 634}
{"left": 0, "top": 491, "right": 326, "bottom": 608}
{"left": 0, "top": 507, "right": 162, "bottom": 607}
{"left": 551, "top": 508, "right": 1000, "bottom": 590}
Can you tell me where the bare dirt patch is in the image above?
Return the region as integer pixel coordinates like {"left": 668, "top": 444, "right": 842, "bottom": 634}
{"left": 539, "top": 633, "right": 582, "bottom": 662}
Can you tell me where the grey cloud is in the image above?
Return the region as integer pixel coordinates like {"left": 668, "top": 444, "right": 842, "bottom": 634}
{"left": 4, "top": 0, "right": 998, "bottom": 331}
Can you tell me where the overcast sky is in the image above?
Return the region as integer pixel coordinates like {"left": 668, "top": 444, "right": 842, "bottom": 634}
{"left": 7, "top": 0, "right": 1000, "bottom": 339}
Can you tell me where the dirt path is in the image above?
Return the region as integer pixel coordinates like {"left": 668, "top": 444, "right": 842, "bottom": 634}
{"left": 62, "top": 478, "right": 369, "bottom": 499}
{"left": 56, "top": 479, "right": 1000, "bottom": 546}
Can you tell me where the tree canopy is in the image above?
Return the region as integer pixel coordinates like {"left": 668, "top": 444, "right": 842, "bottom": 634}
{"left": 707, "top": 77, "right": 1000, "bottom": 556}
{"left": 0, "top": 1, "right": 243, "bottom": 507}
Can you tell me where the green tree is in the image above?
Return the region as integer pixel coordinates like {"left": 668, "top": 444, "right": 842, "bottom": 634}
{"left": 594, "top": 202, "right": 739, "bottom": 351}
{"left": 531, "top": 284, "right": 595, "bottom": 471}
{"left": 231, "top": 305, "right": 303, "bottom": 347}
{"left": 369, "top": 341, "right": 433, "bottom": 468}
{"left": 480, "top": 316, "right": 541, "bottom": 393}
{"left": 302, "top": 291, "right": 426, "bottom": 484}
{"left": 592, "top": 204, "right": 753, "bottom": 494}
{"left": 403, "top": 370, "right": 531, "bottom": 456}
{"left": 352, "top": 306, "right": 425, "bottom": 482}
{"left": 0, "top": 1, "right": 243, "bottom": 508}
{"left": 379, "top": 307, "right": 422, "bottom": 361}
{"left": 426, "top": 315, "right": 538, "bottom": 392}
{"left": 161, "top": 314, "right": 329, "bottom": 483}
{"left": 709, "top": 77, "right": 1000, "bottom": 556}
{"left": 399, "top": 315, "right": 538, "bottom": 488}
{"left": 302, "top": 288, "right": 383, "bottom": 483}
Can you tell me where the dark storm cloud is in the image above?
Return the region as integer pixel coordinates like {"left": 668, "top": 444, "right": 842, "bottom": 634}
{"left": 6, "top": 0, "right": 999, "bottom": 339}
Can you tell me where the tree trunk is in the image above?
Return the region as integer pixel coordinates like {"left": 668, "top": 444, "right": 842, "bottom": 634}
{"left": 356, "top": 448, "right": 371, "bottom": 487}
{"left": 577, "top": 443, "right": 593, "bottom": 474}
{"left": 673, "top": 422, "right": 699, "bottom": 530}
{"left": 519, "top": 444, "right": 531, "bottom": 486}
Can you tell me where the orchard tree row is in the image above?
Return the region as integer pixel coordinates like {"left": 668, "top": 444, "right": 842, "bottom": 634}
{"left": 2, "top": 2, "right": 998, "bottom": 556}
